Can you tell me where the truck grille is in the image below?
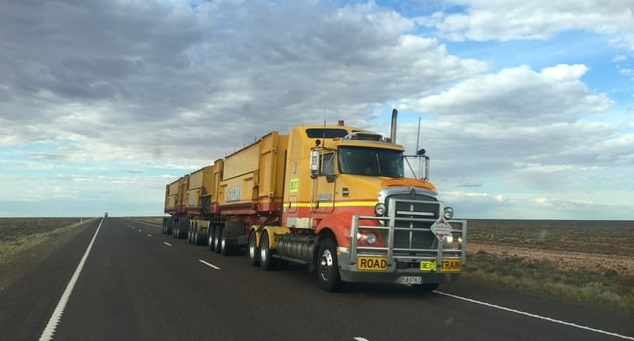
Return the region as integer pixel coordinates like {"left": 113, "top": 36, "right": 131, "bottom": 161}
{"left": 387, "top": 194, "right": 439, "bottom": 253}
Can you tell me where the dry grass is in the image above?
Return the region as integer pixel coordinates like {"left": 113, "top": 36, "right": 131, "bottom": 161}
{"left": 0, "top": 218, "right": 94, "bottom": 291}
{"left": 465, "top": 219, "right": 634, "bottom": 309}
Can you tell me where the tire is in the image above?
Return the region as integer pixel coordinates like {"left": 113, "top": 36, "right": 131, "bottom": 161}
{"left": 194, "top": 230, "right": 200, "bottom": 246}
{"left": 259, "top": 231, "right": 278, "bottom": 271}
{"left": 208, "top": 226, "right": 216, "bottom": 251}
{"left": 317, "top": 238, "right": 343, "bottom": 292}
{"left": 176, "top": 226, "right": 184, "bottom": 239}
{"left": 220, "top": 227, "right": 231, "bottom": 255}
{"left": 247, "top": 231, "right": 259, "bottom": 266}
{"left": 214, "top": 226, "right": 222, "bottom": 253}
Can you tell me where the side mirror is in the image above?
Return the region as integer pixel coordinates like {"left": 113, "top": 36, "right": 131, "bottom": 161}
{"left": 310, "top": 149, "right": 319, "bottom": 179}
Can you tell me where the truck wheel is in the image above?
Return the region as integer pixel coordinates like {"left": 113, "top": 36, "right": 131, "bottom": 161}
{"left": 220, "top": 227, "right": 232, "bottom": 255}
{"left": 214, "top": 226, "right": 222, "bottom": 253}
{"left": 247, "top": 231, "right": 259, "bottom": 266}
{"left": 317, "top": 238, "right": 343, "bottom": 292}
{"left": 208, "top": 226, "right": 216, "bottom": 251}
{"left": 194, "top": 230, "right": 201, "bottom": 246}
{"left": 259, "top": 231, "right": 278, "bottom": 271}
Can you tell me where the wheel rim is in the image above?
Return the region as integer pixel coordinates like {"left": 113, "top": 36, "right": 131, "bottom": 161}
{"left": 319, "top": 249, "right": 333, "bottom": 281}
{"left": 260, "top": 236, "right": 268, "bottom": 263}
{"left": 249, "top": 234, "right": 257, "bottom": 259}
{"left": 221, "top": 229, "right": 226, "bottom": 251}
{"left": 214, "top": 229, "right": 221, "bottom": 250}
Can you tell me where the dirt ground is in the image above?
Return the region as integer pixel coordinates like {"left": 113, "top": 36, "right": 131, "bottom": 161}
{"left": 0, "top": 219, "right": 92, "bottom": 292}
{"left": 468, "top": 242, "right": 634, "bottom": 277}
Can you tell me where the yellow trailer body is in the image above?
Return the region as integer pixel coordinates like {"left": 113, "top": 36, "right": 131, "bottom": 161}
{"left": 186, "top": 166, "right": 214, "bottom": 212}
{"left": 218, "top": 132, "right": 288, "bottom": 214}
{"left": 164, "top": 177, "right": 184, "bottom": 214}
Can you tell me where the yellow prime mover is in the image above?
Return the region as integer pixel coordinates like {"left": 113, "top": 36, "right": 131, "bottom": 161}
{"left": 163, "top": 110, "right": 467, "bottom": 292}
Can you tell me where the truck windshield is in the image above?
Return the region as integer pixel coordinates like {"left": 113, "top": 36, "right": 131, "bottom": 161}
{"left": 338, "top": 146, "right": 404, "bottom": 177}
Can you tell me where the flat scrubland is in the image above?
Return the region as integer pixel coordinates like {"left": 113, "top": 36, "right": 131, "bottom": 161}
{"left": 465, "top": 219, "right": 634, "bottom": 310}
{"left": 1, "top": 217, "right": 632, "bottom": 310}
{"left": 0, "top": 218, "right": 95, "bottom": 291}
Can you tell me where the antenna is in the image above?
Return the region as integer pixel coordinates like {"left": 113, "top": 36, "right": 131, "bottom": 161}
{"left": 415, "top": 116, "right": 421, "bottom": 152}
{"left": 322, "top": 118, "right": 326, "bottom": 143}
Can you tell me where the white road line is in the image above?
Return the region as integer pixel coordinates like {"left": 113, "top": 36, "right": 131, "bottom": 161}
{"left": 163, "top": 242, "right": 172, "bottom": 247}
{"left": 147, "top": 234, "right": 152, "bottom": 237}
{"left": 39, "top": 219, "right": 103, "bottom": 341}
{"left": 434, "top": 291, "right": 634, "bottom": 340}
{"left": 199, "top": 259, "right": 221, "bottom": 270}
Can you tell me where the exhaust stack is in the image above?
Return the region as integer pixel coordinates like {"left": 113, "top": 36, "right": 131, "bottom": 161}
{"left": 390, "top": 108, "right": 398, "bottom": 144}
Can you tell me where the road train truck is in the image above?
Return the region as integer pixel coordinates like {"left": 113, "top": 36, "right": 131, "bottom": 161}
{"left": 163, "top": 110, "right": 467, "bottom": 292}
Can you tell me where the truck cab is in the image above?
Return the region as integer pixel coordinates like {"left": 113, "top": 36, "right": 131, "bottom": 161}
{"left": 279, "top": 119, "right": 466, "bottom": 291}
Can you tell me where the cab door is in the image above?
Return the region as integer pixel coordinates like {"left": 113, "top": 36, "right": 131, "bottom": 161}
{"left": 311, "top": 152, "right": 336, "bottom": 214}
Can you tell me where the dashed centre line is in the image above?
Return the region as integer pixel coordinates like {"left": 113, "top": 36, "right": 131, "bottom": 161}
{"left": 199, "top": 259, "right": 220, "bottom": 270}
{"left": 163, "top": 242, "right": 172, "bottom": 247}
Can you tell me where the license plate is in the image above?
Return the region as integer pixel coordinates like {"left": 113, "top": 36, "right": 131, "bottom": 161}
{"left": 420, "top": 259, "right": 461, "bottom": 272}
{"left": 396, "top": 276, "right": 422, "bottom": 285}
{"left": 441, "top": 259, "right": 461, "bottom": 272}
{"left": 420, "top": 261, "right": 437, "bottom": 271}
{"left": 356, "top": 256, "right": 387, "bottom": 271}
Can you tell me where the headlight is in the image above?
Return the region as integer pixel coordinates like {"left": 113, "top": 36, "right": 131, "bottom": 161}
{"left": 374, "top": 203, "right": 386, "bottom": 216}
{"left": 443, "top": 206, "right": 454, "bottom": 220}
{"left": 366, "top": 233, "right": 377, "bottom": 245}
{"left": 356, "top": 232, "right": 377, "bottom": 245}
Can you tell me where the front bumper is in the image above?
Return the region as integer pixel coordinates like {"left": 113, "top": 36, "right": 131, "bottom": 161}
{"left": 337, "top": 249, "right": 461, "bottom": 285}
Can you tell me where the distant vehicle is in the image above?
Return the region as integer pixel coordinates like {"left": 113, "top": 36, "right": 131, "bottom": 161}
{"left": 163, "top": 109, "right": 466, "bottom": 292}
{"left": 104, "top": 212, "right": 108, "bottom": 218}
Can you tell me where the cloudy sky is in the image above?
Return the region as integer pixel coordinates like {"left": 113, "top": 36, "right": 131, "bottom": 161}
{"left": 1, "top": 0, "right": 633, "bottom": 220}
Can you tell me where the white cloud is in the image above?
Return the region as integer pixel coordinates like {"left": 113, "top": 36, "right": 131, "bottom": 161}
{"left": 422, "top": 0, "right": 634, "bottom": 49}
{"left": 0, "top": 0, "right": 632, "bottom": 218}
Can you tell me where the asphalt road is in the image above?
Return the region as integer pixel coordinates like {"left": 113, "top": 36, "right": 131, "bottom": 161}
{"left": 0, "top": 217, "right": 632, "bottom": 341}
